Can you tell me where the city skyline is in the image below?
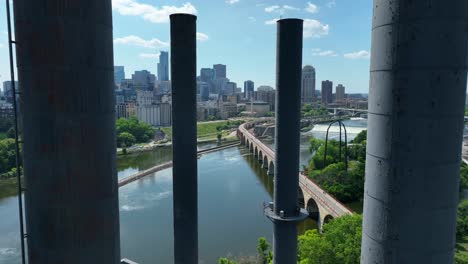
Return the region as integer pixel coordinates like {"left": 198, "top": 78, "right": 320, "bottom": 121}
{"left": 0, "top": 0, "right": 373, "bottom": 93}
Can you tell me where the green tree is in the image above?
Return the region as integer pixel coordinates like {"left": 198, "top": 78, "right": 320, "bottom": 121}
{"left": 308, "top": 136, "right": 324, "bottom": 154}
{"left": 218, "top": 258, "right": 238, "bottom": 264}
{"left": 257, "top": 237, "right": 273, "bottom": 264}
{"left": 0, "top": 118, "right": 13, "bottom": 132}
{"left": 456, "top": 251, "right": 468, "bottom": 264}
{"left": 351, "top": 130, "right": 367, "bottom": 144}
{"left": 460, "top": 163, "right": 468, "bottom": 192}
{"left": 116, "top": 117, "right": 155, "bottom": 143}
{"left": 6, "top": 127, "right": 15, "bottom": 139}
{"left": 117, "top": 132, "right": 136, "bottom": 148}
{"left": 457, "top": 200, "right": 468, "bottom": 240}
{"left": 298, "top": 214, "right": 362, "bottom": 264}
{"left": 0, "top": 138, "right": 17, "bottom": 174}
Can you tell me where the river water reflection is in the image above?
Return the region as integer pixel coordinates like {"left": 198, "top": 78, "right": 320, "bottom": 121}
{"left": 0, "top": 119, "right": 367, "bottom": 264}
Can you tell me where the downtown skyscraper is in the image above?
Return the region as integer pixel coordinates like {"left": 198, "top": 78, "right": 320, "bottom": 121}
{"left": 321, "top": 80, "right": 333, "bottom": 105}
{"left": 301, "top": 65, "right": 315, "bottom": 103}
{"left": 244, "top": 80, "right": 254, "bottom": 100}
{"left": 158, "top": 51, "right": 169, "bottom": 81}
{"left": 213, "top": 64, "right": 226, "bottom": 79}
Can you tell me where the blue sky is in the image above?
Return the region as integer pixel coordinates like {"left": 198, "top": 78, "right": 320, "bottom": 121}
{"left": 0, "top": 0, "right": 373, "bottom": 93}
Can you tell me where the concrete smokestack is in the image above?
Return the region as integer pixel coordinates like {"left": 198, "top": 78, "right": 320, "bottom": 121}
{"left": 14, "top": 0, "right": 120, "bottom": 263}
{"left": 267, "top": 18, "right": 307, "bottom": 264}
{"left": 170, "top": 13, "right": 198, "bottom": 264}
{"left": 361, "top": 1, "right": 468, "bottom": 263}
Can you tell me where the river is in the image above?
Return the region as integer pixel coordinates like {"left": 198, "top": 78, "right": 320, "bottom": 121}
{"left": 0, "top": 119, "right": 367, "bottom": 264}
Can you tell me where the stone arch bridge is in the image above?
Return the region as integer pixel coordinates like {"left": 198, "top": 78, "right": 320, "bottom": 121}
{"left": 238, "top": 122, "right": 352, "bottom": 229}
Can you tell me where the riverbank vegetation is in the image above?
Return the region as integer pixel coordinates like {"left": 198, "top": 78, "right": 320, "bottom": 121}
{"left": 305, "top": 130, "right": 367, "bottom": 203}
{"left": 219, "top": 214, "right": 362, "bottom": 264}
{"left": 116, "top": 117, "right": 155, "bottom": 148}
{"left": 302, "top": 103, "right": 328, "bottom": 118}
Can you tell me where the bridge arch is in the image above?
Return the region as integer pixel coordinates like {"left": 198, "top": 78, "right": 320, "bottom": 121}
{"left": 263, "top": 155, "right": 268, "bottom": 169}
{"left": 298, "top": 187, "right": 305, "bottom": 208}
{"left": 267, "top": 161, "right": 274, "bottom": 176}
{"left": 306, "top": 198, "right": 319, "bottom": 221}
{"left": 258, "top": 150, "right": 263, "bottom": 163}
{"left": 323, "top": 214, "right": 334, "bottom": 225}
{"left": 254, "top": 146, "right": 258, "bottom": 158}
{"left": 245, "top": 139, "right": 250, "bottom": 148}
{"left": 250, "top": 142, "right": 254, "bottom": 152}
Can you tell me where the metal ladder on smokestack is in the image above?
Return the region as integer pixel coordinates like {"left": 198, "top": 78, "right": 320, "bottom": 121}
{"left": 6, "top": 1, "right": 27, "bottom": 264}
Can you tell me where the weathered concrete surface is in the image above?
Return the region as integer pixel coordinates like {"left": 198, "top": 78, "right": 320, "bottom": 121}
{"left": 14, "top": 1, "right": 120, "bottom": 263}
{"left": 362, "top": 1, "right": 468, "bottom": 263}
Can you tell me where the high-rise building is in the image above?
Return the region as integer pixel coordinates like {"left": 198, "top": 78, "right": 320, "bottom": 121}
{"left": 2, "top": 81, "right": 19, "bottom": 103}
{"left": 132, "top": 70, "right": 156, "bottom": 91}
{"left": 213, "top": 64, "right": 226, "bottom": 79}
{"left": 225, "top": 82, "right": 237, "bottom": 95}
{"left": 197, "top": 82, "right": 210, "bottom": 101}
{"left": 213, "top": 77, "right": 229, "bottom": 94}
{"left": 158, "top": 51, "right": 169, "bottom": 81}
{"left": 256, "top": 87, "right": 276, "bottom": 111}
{"left": 244, "top": 80, "right": 254, "bottom": 100}
{"left": 301, "top": 65, "right": 315, "bottom": 103}
{"left": 321, "top": 80, "right": 333, "bottom": 105}
{"left": 335, "top": 84, "right": 345, "bottom": 102}
{"left": 114, "top": 66, "right": 125, "bottom": 85}
{"left": 200, "top": 68, "right": 215, "bottom": 83}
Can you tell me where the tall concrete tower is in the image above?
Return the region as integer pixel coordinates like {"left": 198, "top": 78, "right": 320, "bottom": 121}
{"left": 361, "top": 1, "right": 468, "bottom": 263}
{"left": 158, "top": 51, "right": 169, "bottom": 81}
{"left": 301, "top": 65, "right": 315, "bottom": 103}
{"left": 14, "top": 0, "right": 120, "bottom": 263}
{"left": 335, "top": 84, "right": 345, "bottom": 102}
{"left": 321, "top": 80, "right": 333, "bottom": 105}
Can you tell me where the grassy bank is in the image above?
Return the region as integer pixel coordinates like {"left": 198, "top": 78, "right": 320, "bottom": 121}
{"left": 161, "top": 120, "right": 241, "bottom": 140}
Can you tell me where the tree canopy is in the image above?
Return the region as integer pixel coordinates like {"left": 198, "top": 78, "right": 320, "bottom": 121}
{"left": 302, "top": 104, "right": 329, "bottom": 118}
{"left": 298, "top": 214, "right": 362, "bottom": 264}
{"left": 307, "top": 135, "right": 365, "bottom": 202}
{"left": 116, "top": 117, "right": 155, "bottom": 147}
{"left": 0, "top": 138, "right": 18, "bottom": 176}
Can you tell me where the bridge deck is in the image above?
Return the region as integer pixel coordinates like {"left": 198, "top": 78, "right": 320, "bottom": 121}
{"left": 239, "top": 122, "right": 352, "bottom": 218}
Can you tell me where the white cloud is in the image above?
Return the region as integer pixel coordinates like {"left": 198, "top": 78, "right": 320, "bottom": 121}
{"left": 112, "top": 0, "right": 197, "bottom": 23}
{"left": 344, "top": 50, "right": 370, "bottom": 59}
{"left": 114, "top": 35, "right": 169, "bottom": 48}
{"left": 312, "top": 48, "right": 338, "bottom": 57}
{"left": 305, "top": 2, "right": 318, "bottom": 13}
{"left": 265, "top": 5, "right": 279, "bottom": 12}
{"left": 226, "top": 0, "right": 239, "bottom": 4}
{"left": 327, "top": 0, "right": 336, "bottom": 8}
{"left": 139, "top": 53, "right": 160, "bottom": 59}
{"left": 264, "top": 18, "right": 279, "bottom": 25}
{"left": 248, "top": 16, "right": 256, "bottom": 22}
{"left": 265, "top": 19, "right": 329, "bottom": 38}
{"left": 197, "top": 32, "right": 209, "bottom": 42}
{"left": 303, "top": 19, "right": 329, "bottom": 38}
{"left": 265, "top": 5, "right": 298, "bottom": 14}
{"left": 283, "top": 5, "right": 298, "bottom": 10}
{"left": 0, "top": 43, "right": 4, "bottom": 48}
